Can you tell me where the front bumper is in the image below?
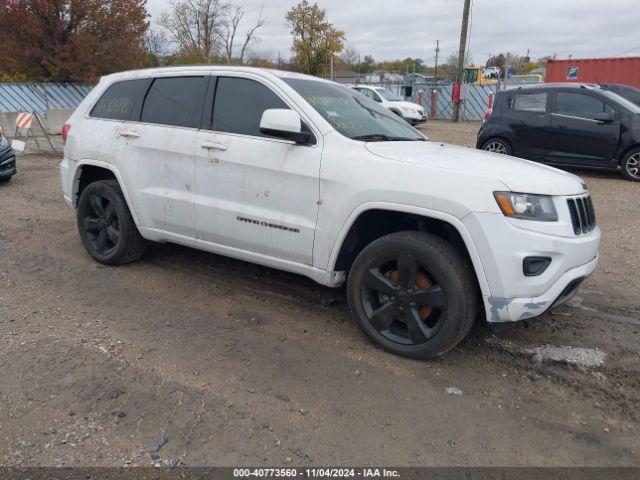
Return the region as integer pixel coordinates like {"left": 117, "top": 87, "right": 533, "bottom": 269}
{"left": 0, "top": 146, "right": 16, "bottom": 178}
{"left": 482, "top": 255, "right": 598, "bottom": 323}
{"left": 403, "top": 112, "right": 427, "bottom": 124}
{"left": 464, "top": 212, "right": 600, "bottom": 323}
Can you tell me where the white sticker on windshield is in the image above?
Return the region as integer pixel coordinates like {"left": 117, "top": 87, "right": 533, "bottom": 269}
{"left": 326, "top": 111, "right": 340, "bottom": 117}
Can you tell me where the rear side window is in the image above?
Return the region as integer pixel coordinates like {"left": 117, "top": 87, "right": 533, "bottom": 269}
{"left": 141, "top": 76, "right": 208, "bottom": 128}
{"left": 90, "top": 79, "right": 149, "bottom": 120}
{"left": 512, "top": 92, "right": 547, "bottom": 112}
{"left": 555, "top": 92, "right": 615, "bottom": 119}
{"left": 213, "top": 77, "right": 288, "bottom": 137}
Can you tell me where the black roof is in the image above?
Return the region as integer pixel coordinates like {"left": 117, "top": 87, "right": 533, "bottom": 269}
{"left": 497, "top": 83, "right": 604, "bottom": 95}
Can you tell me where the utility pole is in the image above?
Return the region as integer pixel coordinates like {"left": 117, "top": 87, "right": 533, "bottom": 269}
{"left": 453, "top": 0, "right": 471, "bottom": 122}
{"left": 434, "top": 40, "right": 441, "bottom": 80}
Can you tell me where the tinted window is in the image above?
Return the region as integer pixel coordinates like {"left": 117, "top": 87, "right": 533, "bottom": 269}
{"left": 90, "top": 79, "right": 149, "bottom": 120}
{"left": 213, "top": 77, "right": 288, "bottom": 137}
{"left": 513, "top": 92, "right": 547, "bottom": 112}
{"left": 555, "top": 92, "right": 615, "bottom": 119}
{"left": 141, "top": 77, "right": 208, "bottom": 128}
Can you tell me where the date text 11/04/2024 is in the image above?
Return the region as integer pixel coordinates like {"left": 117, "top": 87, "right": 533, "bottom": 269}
{"left": 233, "top": 468, "right": 400, "bottom": 478}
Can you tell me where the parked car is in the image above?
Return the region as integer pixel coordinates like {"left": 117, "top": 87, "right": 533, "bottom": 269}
{"left": 483, "top": 66, "right": 501, "bottom": 79}
{"left": 351, "top": 85, "right": 426, "bottom": 125}
{"left": 601, "top": 83, "right": 640, "bottom": 106}
{"left": 0, "top": 129, "right": 16, "bottom": 182}
{"left": 61, "top": 67, "right": 600, "bottom": 359}
{"left": 478, "top": 83, "right": 640, "bottom": 181}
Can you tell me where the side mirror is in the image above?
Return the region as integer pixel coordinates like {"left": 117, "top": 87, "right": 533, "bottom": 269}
{"left": 594, "top": 112, "right": 615, "bottom": 123}
{"left": 260, "top": 109, "right": 313, "bottom": 144}
{"left": 373, "top": 96, "right": 382, "bottom": 103}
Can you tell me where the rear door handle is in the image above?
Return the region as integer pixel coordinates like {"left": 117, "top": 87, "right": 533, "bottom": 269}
{"left": 119, "top": 131, "right": 140, "bottom": 138}
{"left": 201, "top": 142, "right": 228, "bottom": 151}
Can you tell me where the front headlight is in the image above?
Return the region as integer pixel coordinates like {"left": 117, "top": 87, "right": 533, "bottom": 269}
{"left": 0, "top": 135, "right": 8, "bottom": 148}
{"left": 494, "top": 192, "right": 558, "bottom": 221}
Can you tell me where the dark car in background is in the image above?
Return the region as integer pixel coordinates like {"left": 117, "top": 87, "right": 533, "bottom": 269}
{"left": 0, "top": 131, "right": 16, "bottom": 182}
{"left": 477, "top": 83, "right": 640, "bottom": 181}
{"left": 602, "top": 83, "right": 640, "bottom": 107}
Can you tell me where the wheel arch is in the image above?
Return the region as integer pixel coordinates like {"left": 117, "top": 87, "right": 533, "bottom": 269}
{"left": 327, "top": 204, "right": 490, "bottom": 296}
{"left": 617, "top": 143, "right": 640, "bottom": 166}
{"left": 73, "top": 160, "right": 141, "bottom": 225}
{"left": 481, "top": 135, "right": 512, "bottom": 151}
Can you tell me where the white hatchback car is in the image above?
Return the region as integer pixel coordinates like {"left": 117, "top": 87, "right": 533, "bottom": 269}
{"left": 61, "top": 66, "right": 600, "bottom": 359}
{"left": 352, "top": 85, "right": 427, "bottom": 125}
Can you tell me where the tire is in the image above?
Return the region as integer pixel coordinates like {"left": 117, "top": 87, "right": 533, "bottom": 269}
{"left": 347, "top": 231, "right": 478, "bottom": 360}
{"left": 77, "top": 179, "right": 146, "bottom": 265}
{"left": 620, "top": 148, "right": 640, "bottom": 182}
{"left": 0, "top": 176, "right": 11, "bottom": 183}
{"left": 481, "top": 137, "right": 512, "bottom": 156}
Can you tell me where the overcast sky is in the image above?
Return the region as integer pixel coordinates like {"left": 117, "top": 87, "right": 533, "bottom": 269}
{"left": 146, "top": 0, "right": 640, "bottom": 65}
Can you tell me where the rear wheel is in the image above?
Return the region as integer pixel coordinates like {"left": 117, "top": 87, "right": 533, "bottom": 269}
{"left": 347, "top": 232, "right": 478, "bottom": 359}
{"left": 482, "top": 137, "right": 512, "bottom": 155}
{"left": 621, "top": 148, "right": 640, "bottom": 182}
{"left": 77, "top": 180, "right": 146, "bottom": 265}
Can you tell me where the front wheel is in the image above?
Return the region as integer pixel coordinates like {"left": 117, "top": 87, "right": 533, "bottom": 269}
{"left": 481, "top": 137, "right": 512, "bottom": 155}
{"left": 0, "top": 177, "right": 11, "bottom": 183}
{"left": 621, "top": 148, "right": 640, "bottom": 182}
{"left": 77, "top": 180, "right": 146, "bottom": 265}
{"left": 347, "top": 232, "right": 478, "bottom": 359}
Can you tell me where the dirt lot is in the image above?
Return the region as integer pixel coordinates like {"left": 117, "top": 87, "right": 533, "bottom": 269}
{"left": 1, "top": 121, "right": 639, "bottom": 467}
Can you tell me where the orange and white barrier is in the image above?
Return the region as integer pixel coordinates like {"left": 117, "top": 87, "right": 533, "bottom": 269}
{"left": 16, "top": 112, "right": 34, "bottom": 129}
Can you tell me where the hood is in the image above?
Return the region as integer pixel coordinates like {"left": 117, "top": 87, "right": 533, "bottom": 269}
{"left": 365, "top": 141, "right": 586, "bottom": 196}
{"left": 389, "top": 100, "right": 423, "bottom": 111}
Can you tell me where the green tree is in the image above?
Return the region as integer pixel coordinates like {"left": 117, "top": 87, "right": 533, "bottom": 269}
{"left": 355, "top": 54, "right": 375, "bottom": 74}
{"left": 286, "top": 0, "right": 345, "bottom": 76}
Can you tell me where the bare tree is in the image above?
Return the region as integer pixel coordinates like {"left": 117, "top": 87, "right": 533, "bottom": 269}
{"left": 238, "top": 6, "right": 265, "bottom": 65}
{"left": 340, "top": 45, "right": 360, "bottom": 67}
{"left": 220, "top": 6, "right": 244, "bottom": 63}
{"left": 144, "top": 29, "right": 170, "bottom": 59}
{"left": 159, "top": 0, "right": 228, "bottom": 63}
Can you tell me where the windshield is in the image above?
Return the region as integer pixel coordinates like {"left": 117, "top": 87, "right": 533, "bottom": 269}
{"left": 604, "top": 86, "right": 640, "bottom": 106}
{"left": 375, "top": 88, "right": 402, "bottom": 101}
{"left": 283, "top": 78, "right": 424, "bottom": 141}
{"left": 600, "top": 89, "right": 640, "bottom": 114}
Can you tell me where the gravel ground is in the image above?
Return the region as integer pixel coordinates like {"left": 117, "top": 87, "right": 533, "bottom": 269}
{"left": 0, "top": 122, "right": 639, "bottom": 467}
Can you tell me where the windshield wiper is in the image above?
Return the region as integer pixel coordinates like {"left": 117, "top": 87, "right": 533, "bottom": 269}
{"left": 352, "top": 134, "right": 424, "bottom": 142}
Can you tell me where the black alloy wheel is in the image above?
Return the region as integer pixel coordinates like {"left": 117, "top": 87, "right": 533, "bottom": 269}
{"left": 83, "top": 194, "right": 120, "bottom": 257}
{"left": 361, "top": 254, "right": 446, "bottom": 346}
{"left": 77, "top": 180, "right": 146, "bottom": 265}
{"left": 347, "top": 232, "right": 478, "bottom": 359}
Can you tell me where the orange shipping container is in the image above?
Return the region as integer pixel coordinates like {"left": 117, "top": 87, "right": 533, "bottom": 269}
{"left": 545, "top": 57, "right": 640, "bottom": 88}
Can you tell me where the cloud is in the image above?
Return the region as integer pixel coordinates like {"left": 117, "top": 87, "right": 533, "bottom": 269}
{"left": 146, "top": 0, "right": 640, "bottom": 63}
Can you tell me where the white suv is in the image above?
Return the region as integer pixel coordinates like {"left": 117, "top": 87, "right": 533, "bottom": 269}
{"left": 60, "top": 66, "right": 600, "bottom": 359}
{"left": 352, "top": 85, "right": 426, "bottom": 125}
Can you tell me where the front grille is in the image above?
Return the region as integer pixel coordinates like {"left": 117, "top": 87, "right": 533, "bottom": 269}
{"left": 567, "top": 195, "right": 596, "bottom": 235}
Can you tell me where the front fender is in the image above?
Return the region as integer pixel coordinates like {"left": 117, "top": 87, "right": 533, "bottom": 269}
{"left": 325, "top": 201, "right": 491, "bottom": 296}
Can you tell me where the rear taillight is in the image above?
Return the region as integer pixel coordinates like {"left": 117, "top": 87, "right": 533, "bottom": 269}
{"left": 483, "top": 108, "right": 493, "bottom": 123}
{"left": 62, "top": 124, "right": 71, "bottom": 143}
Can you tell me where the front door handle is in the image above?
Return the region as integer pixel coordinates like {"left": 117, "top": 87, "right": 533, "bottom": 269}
{"left": 119, "top": 131, "right": 140, "bottom": 138}
{"left": 201, "top": 142, "right": 228, "bottom": 151}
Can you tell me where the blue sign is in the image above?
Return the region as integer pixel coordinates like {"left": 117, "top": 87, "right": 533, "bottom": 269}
{"left": 567, "top": 66, "right": 579, "bottom": 80}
